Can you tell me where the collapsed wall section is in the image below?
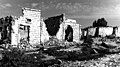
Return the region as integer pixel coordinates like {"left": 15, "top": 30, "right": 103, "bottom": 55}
{"left": 87, "top": 27, "right": 96, "bottom": 36}
{"left": 11, "top": 19, "right": 19, "bottom": 46}
{"left": 115, "top": 27, "right": 120, "bottom": 37}
{"left": 56, "top": 23, "right": 64, "bottom": 41}
{"left": 41, "top": 18, "right": 49, "bottom": 43}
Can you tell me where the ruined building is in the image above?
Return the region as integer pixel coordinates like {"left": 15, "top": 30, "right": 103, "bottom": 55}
{"left": 42, "top": 15, "right": 81, "bottom": 43}
{"left": 11, "top": 8, "right": 81, "bottom": 47}
{"left": 82, "top": 26, "right": 120, "bottom": 38}
{"left": 12, "top": 8, "right": 41, "bottom": 47}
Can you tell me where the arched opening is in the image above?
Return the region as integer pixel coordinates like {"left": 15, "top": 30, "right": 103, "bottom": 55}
{"left": 65, "top": 25, "right": 73, "bottom": 42}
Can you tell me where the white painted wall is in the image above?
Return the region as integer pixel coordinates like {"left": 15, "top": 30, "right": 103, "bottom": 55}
{"left": 99, "top": 27, "right": 113, "bottom": 37}
{"left": 11, "top": 19, "right": 19, "bottom": 46}
{"left": 12, "top": 8, "right": 41, "bottom": 46}
{"left": 88, "top": 27, "right": 96, "bottom": 36}
{"left": 63, "top": 19, "right": 80, "bottom": 43}
{"left": 115, "top": 27, "right": 120, "bottom": 37}
{"left": 23, "top": 8, "right": 41, "bottom": 45}
{"left": 56, "top": 23, "right": 64, "bottom": 41}
{"left": 41, "top": 19, "right": 50, "bottom": 43}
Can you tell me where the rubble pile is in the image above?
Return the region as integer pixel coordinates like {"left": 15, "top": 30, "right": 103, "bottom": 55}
{"left": 0, "top": 47, "right": 63, "bottom": 67}
{"left": 59, "top": 53, "right": 120, "bottom": 67}
{"left": 41, "top": 36, "right": 120, "bottom": 67}
{"left": 43, "top": 36, "right": 61, "bottom": 48}
{"left": 1, "top": 36, "right": 120, "bottom": 67}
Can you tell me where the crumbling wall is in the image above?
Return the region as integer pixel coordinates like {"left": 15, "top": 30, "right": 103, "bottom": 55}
{"left": 79, "top": 27, "right": 82, "bottom": 39}
{"left": 87, "top": 27, "right": 96, "bottom": 36}
{"left": 73, "top": 24, "right": 80, "bottom": 42}
{"left": 65, "top": 25, "right": 73, "bottom": 42}
{"left": 82, "top": 30, "right": 87, "bottom": 37}
{"left": 63, "top": 19, "right": 80, "bottom": 42}
{"left": 41, "top": 19, "right": 49, "bottom": 43}
{"left": 23, "top": 8, "right": 41, "bottom": 45}
{"left": 12, "top": 17, "right": 29, "bottom": 46}
{"left": 56, "top": 23, "right": 64, "bottom": 41}
{"left": 115, "top": 27, "right": 120, "bottom": 37}
{"left": 12, "top": 8, "right": 41, "bottom": 47}
{"left": 19, "top": 24, "right": 28, "bottom": 39}
{"left": 98, "top": 27, "right": 113, "bottom": 37}
{"left": 11, "top": 19, "right": 19, "bottom": 46}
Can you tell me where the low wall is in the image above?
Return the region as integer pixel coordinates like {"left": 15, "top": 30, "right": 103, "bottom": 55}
{"left": 98, "top": 27, "right": 113, "bottom": 37}
{"left": 87, "top": 27, "right": 96, "bottom": 36}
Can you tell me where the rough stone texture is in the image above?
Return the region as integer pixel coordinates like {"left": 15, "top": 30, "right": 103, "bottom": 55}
{"left": 63, "top": 19, "right": 80, "bottom": 43}
{"left": 84, "top": 31, "right": 87, "bottom": 37}
{"left": 56, "top": 23, "right": 64, "bottom": 41}
{"left": 11, "top": 8, "right": 41, "bottom": 46}
{"left": 0, "top": 32, "right": 1, "bottom": 40}
{"left": 79, "top": 27, "right": 82, "bottom": 39}
{"left": 12, "top": 8, "right": 81, "bottom": 46}
{"left": 99, "top": 27, "right": 113, "bottom": 37}
{"left": 73, "top": 24, "right": 80, "bottom": 42}
{"left": 41, "top": 17, "right": 81, "bottom": 43}
{"left": 87, "top": 27, "right": 96, "bottom": 36}
{"left": 11, "top": 19, "right": 19, "bottom": 46}
{"left": 41, "top": 18, "right": 49, "bottom": 43}
{"left": 115, "top": 27, "right": 120, "bottom": 37}
{"left": 23, "top": 8, "right": 41, "bottom": 45}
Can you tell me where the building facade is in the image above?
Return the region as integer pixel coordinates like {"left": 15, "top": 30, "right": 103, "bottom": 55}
{"left": 11, "top": 8, "right": 81, "bottom": 48}
{"left": 42, "top": 16, "right": 81, "bottom": 43}
{"left": 11, "top": 8, "right": 41, "bottom": 47}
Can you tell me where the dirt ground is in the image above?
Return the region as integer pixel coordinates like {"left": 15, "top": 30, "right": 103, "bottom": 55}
{"left": 1, "top": 37, "right": 120, "bottom": 67}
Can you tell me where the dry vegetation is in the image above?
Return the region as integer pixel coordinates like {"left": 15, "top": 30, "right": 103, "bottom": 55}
{"left": 1, "top": 37, "right": 120, "bottom": 67}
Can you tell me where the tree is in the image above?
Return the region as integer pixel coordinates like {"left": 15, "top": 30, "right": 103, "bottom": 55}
{"left": 100, "top": 18, "right": 107, "bottom": 27}
{"left": 93, "top": 18, "right": 107, "bottom": 27}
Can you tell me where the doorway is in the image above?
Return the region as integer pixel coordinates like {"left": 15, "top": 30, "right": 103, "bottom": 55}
{"left": 65, "top": 25, "right": 73, "bottom": 42}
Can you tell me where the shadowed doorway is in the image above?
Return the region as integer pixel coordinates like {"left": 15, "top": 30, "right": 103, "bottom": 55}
{"left": 65, "top": 25, "right": 73, "bottom": 42}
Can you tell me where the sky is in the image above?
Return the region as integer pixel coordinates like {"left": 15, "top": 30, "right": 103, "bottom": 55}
{"left": 0, "top": 0, "right": 120, "bottom": 27}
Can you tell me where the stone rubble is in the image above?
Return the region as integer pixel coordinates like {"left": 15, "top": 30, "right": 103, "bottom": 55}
{"left": 59, "top": 52, "right": 120, "bottom": 67}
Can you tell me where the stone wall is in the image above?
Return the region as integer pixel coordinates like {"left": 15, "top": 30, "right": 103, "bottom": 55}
{"left": 12, "top": 8, "right": 41, "bottom": 46}
{"left": 56, "top": 23, "right": 64, "bottom": 41}
{"left": 12, "top": 8, "right": 82, "bottom": 46}
{"left": 79, "top": 26, "right": 82, "bottom": 39}
{"left": 11, "top": 19, "right": 19, "bottom": 46}
{"left": 42, "top": 16, "right": 81, "bottom": 43}
{"left": 98, "top": 27, "right": 113, "bottom": 37}
{"left": 41, "top": 18, "right": 49, "bottom": 43}
{"left": 23, "top": 8, "right": 41, "bottom": 45}
{"left": 115, "top": 27, "right": 120, "bottom": 37}
{"left": 82, "top": 30, "right": 87, "bottom": 37}
{"left": 63, "top": 19, "right": 80, "bottom": 42}
{"left": 82, "top": 27, "right": 114, "bottom": 37}
{"left": 87, "top": 27, "right": 96, "bottom": 36}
